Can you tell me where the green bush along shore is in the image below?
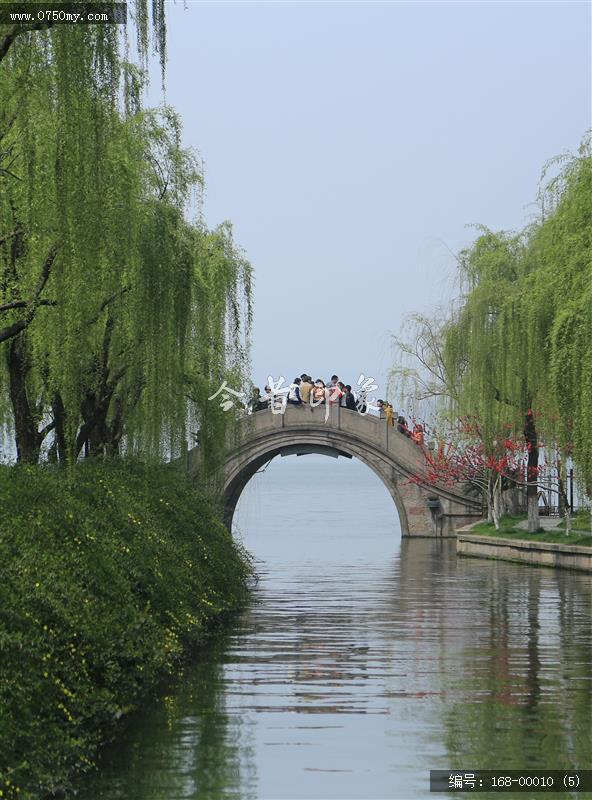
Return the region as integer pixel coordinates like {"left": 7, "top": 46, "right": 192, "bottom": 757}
{"left": 0, "top": 460, "right": 252, "bottom": 799}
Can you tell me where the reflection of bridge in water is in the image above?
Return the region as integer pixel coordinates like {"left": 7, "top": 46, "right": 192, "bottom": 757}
{"left": 187, "top": 404, "right": 482, "bottom": 536}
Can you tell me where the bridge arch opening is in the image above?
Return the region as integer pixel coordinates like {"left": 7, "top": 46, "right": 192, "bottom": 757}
{"left": 231, "top": 451, "right": 404, "bottom": 546}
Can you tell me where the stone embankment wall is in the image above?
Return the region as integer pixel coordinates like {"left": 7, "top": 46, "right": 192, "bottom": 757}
{"left": 457, "top": 533, "right": 592, "bottom": 573}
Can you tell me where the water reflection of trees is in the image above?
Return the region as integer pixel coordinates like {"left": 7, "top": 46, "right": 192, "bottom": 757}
{"left": 434, "top": 552, "right": 590, "bottom": 772}
{"left": 388, "top": 543, "right": 592, "bottom": 769}
{"left": 80, "top": 627, "right": 258, "bottom": 800}
{"left": 381, "top": 539, "right": 591, "bottom": 786}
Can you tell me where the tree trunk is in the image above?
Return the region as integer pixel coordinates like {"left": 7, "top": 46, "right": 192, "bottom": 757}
{"left": 76, "top": 385, "right": 115, "bottom": 460}
{"left": 564, "top": 505, "right": 572, "bottom": 536}
{"left": 492, "top": 472, "right": 502, "bottom": 530}
{"left": 88, "top": 423, "right": 106, "bottom": 457}
{"left": 524, "top": 409, "right": 540, "bottom": 533}
{"left": 557, "top": 470, "right": 566, "bottom": 518}
{"left": 503, "top": 471, "right": 520, "bottom": 515}
{"left": 52, "top": 393, "right": 68, "bottom": 463}
{"left": 487, "top": 470, "right": 495, "bottom": 523}
{"left": 557, "top": 457, "right": 571, "bottom": 535}
{"left": 7, "top": 334, "right": 41, "bottom": 464}
{"left": 527, "top": 495, "right": 540, "bottom": 533}
{"left": 104, "top": 395, "right": 125, "bottom": 457}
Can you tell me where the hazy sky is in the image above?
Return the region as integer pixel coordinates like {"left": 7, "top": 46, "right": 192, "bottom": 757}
{"left": 148, "top": 0, "right": 590, "bottom": 403}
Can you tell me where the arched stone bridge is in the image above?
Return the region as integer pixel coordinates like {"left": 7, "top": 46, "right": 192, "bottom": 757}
{"left": 187, "top": 404, "right": 482, "bottom": 537}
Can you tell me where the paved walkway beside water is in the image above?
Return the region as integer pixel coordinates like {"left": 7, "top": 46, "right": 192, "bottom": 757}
{"left": 516, "top": 516, "right": 562, "bottom": 531}
{"left": 456, "top": 517, "right": 562, "bottom": 533}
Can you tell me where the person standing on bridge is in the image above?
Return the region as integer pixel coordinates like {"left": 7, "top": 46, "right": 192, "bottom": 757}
{"left": 312, "top": 379, "right": 327, "bottom": 405}
{"left": 300, "top": 375, "right": 313, "bottom": 405}
{"left": 412, "top": 422, "right": 425, "bottom": 444}
{"left": 378, "top": 400, "right": 394, "bottom": 426}
{"left": 397, "top": 415, "right": 411, "bottom": 437}
{"left": 261, "top": 385, "right": 273, "bottom": 408}
{"left": 326, "top": 374, "right": 341, "bottom": 400}
{"left": 249, "top": 388, "right": 264, "bottom": 413}
{"left": 344, "top": 384, "right": 357, "bottom": 411}
{"left": 288, "top": 378, "right": 303, "bottom": 406}
{"left": 385, "top": 402, "right": 395, "bottom": 426}
{"left": 328, "top": 379, "right": 344, "bottom": 405}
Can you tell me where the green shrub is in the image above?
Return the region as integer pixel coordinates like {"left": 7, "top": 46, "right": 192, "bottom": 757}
{"left": 0, "top": 460, "right": 252, "bottom": 799}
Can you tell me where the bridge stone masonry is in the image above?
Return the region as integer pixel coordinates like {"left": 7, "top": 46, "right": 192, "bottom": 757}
{"left": 187, "top": 403, "right": 482, "bottom": 536}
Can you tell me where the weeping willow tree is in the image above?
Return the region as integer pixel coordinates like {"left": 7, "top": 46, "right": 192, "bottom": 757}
{"left": 442, "top": 227, "right": 546, "bottom": 530}
{"left": 444, "top": 137, "right": 592, "bottom": 531}
{"left": 526, "top": 137, "right": 592, "bottom": 498}
{"left": 391, "top": 134, "right": 591, "bottom": 531}
{"left": 0, "top": 6, "right": 253, "bottom": 472}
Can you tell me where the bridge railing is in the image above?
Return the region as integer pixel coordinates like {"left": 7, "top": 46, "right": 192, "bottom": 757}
{"left": 231, "top": 403, "right": 426, "bottom": 472}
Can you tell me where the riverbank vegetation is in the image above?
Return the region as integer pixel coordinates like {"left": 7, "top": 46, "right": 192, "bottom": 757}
{"left": 469, "top": 515, "right": 592, "bottom": 547}
{"left": 0, "top": 7, "right": 254, "bottom": 799}
{"left": 0, "top": 460, "right": 252, "bottom": 799}
{"left": 391, "top": 134, "right": 592, "bottom": 533}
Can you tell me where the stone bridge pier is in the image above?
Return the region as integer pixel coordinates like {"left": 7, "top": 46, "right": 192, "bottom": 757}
{"left": 187, "top": 404, "right": 481, "bottom": 537}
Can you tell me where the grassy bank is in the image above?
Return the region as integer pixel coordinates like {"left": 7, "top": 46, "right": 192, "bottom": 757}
{"left": 470, "top": 515, "right": 592, "bottom": 547}
{"left": 557, "top": 510, "right": 592, "bottom": 532}
{"left": 0, "top": 460, "right": 252, "bottom": 799}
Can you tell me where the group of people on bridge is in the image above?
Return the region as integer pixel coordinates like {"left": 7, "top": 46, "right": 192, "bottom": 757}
{"left": 377, "top": 400, "right": 425, "bottom": 445}
{"left": 250, "top": 374, "right": 366, "bottom": 414}
{"left": 248, "top": 373, "right": 425, "bottom": 446}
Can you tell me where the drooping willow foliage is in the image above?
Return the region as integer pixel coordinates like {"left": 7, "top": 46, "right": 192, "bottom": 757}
{"left": 527, "top": 140, "right": 592, "bottom": 487}
{"left": 391, "top": 134, "right": 592, "bottom": 516}
{"left": 444, "top": 137, "right": 592, "bottom": 490}
{"left": 444, "top": 137, "right": 591, "bottom": 487}
{"left": 443, "top": 227, "right": 532, "bottom": 446}
{"left": 0, "top": 7, "right": 253, "bottom": 470}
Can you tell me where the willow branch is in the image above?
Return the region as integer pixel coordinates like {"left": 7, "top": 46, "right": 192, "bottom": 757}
{"left": 82, "top": 285, "right": 131, "bottom": 328}
{"left": 39, "top": 419, "right": 56, "bottom": 440}
{"left": 0, "top": 22, "right": 54, "bottom": 65}
{"left": 100, "top": 285, "right": 131, "bottom": 312}
{"left": 0, "top": 317, "right": 26, "bottom": 343}
{"left": 493, "top": 385, "right": 519, "bottom": 408}
{"left": 0, "top": 167, "right": 21, "bottom": 180}
{"left": 0, "top": 298, "right": 56, "bottom": 313}
{"left": 0, "top": 243, "right": 58, "bottom": 343}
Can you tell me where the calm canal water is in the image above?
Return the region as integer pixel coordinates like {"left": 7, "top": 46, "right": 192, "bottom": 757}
{"left": 81, "top": 456, "right": 591, "bottom": 799}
